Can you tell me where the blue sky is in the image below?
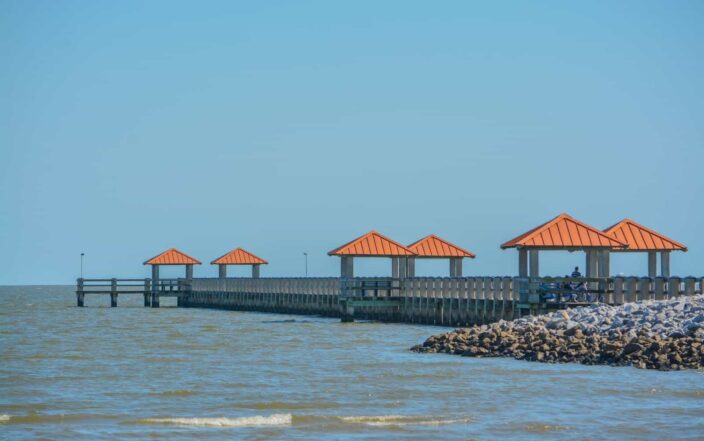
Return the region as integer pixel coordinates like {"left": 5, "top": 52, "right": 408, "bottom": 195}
{"left": 2, "top": 1, "right": 703, "bottom": 284}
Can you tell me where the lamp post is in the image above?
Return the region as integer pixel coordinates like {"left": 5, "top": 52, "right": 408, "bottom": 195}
{"left": 80, "top": 253, "right": 85, "bottom": 278}
{"left": 303, "top": 252, "right": 308, "bottom": 277}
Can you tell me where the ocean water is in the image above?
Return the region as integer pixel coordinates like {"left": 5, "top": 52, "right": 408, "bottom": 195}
{"left": 1, "top": 286, "right": 703, "bottom": 440}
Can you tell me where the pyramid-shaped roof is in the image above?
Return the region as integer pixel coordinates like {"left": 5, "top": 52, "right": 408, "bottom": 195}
{"left": 328, "top": 230, "right": 415, "bottom": 257}
{"left": 603, "top": 219, "right": 687, "bottom": 252}
{"left": 408, "top": 234, "right": 476, "bottom": 258}
{"left": 143, "top": 248, "right": 202, "bottom": 265}
{"left": 501, "top": 213, "right": 627, "bottom": 249}
{"left": 211, "top": 248, "right": 268, "bottom": 265}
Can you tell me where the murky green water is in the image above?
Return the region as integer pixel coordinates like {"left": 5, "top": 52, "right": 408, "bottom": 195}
{"left": 1, "top": 286, "right": 703, "bottom": 440}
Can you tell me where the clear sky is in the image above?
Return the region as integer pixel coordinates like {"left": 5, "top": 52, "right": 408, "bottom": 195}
{"left": 2, "top": 1, "right": 703, "bottom": 284}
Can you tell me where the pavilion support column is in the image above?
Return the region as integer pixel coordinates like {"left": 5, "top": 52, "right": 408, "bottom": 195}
{"left": 406, "top": 257, "right": 416, "bottom": 278}
{"left": 151, "top": 265, "right": 160, "bottom": 308}
{"left": 450, "top": 258, "right": 463, "bottom": 277}
{"left": 586, "top": 251, "right": 598, "bottom": 291}
{"left": 529, "top": 250, "right": 539, "bottom": 278}
{"left": 341, "top": 257, "right": 354, "bottom": 278}
{"left": 518, "top": 249, "right": 528, "bottom": 277}
{"left": 185, "top": 264, "right": 193, "bottom": 280}
{"left": 219, "top": 264, "right": 227, "bottom": 279}
{"left": 398, "top": 257, "right": 407, "bottom": 279}
{"left": 252, "top": 264, "right": 260, "bottom": 278}
{"left": 391, "top": 257, "right": 400, "bottom": 278}
{"left": 648, "top": 252, "right": 657, "bottom": 278}
{"left": 661, "top": 251, "right": 671, "bottom": 277}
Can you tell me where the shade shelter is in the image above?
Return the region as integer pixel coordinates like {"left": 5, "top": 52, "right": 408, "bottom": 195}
{"left": 143, "top": 247, "right": 202, "bottom": 280}
{"left": 500, "top": 213, "right": 627, "bottom": 279}
{"left": 603, "top": 219, "right": 687, "bottom": 277}
{"left": 328, "top": 230, "right": 415, "bottom": 278}
{"left": 407, "top": 234, "right": 476, "bottom": 277}
{"left": 211, "top": 248, "right": 268, "bottom": 278}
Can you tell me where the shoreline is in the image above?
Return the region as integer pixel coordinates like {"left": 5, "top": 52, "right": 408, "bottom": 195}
{"left": 412, "top": 295, "right": 704, "bottom": 371}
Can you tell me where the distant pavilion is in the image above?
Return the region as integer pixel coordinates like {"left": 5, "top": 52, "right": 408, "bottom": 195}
{"left": 211, "top": 248, "right": 268, "bottom": 278}
{"left": 407, "top": 234, "right": 475, "bottom": 277}
{"left": 603, "top": 219, "right": 687, "bottom": 277}
{"left": 501, "top": 213, "right": 627, "bottom": 278}
{"left": 328, "top": 230, "right": 415, "bottom": 278}
{"left": 143, "top": 248, "right": 202, "bottom": 281}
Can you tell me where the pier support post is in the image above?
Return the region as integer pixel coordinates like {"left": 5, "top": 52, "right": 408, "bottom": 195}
{"left": 398, "top": 257, "right": 407, "bottom": 279}
{"left": 110, "top": 278, "right": 117, "bottom": 307}
{"left": 660, "top": 251, "right": 670, "bottom": 277}
{"left": 76, "top": 278, "right": 84, "bottom": 307}
{"left": 144, "top": 278, "right": 151, "bottom": 307}
{"left": 340, "top": 299, "right": 355, "bottom": 323}
{"left": 252, "top": 264, "right": 260, "bottom": 278}
{"left": 219, "top": 264, "right": 227, "bottom": 279}
{"left": 391, "top": 257, "right": 400, "bottom": 278}
{"left": 151, "top": 265, "right": 160, "bottom": 308}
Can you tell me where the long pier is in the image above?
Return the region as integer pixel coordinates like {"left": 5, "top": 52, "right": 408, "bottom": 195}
{"left": 77, "top": 275, "right": 704, "bottom": 326}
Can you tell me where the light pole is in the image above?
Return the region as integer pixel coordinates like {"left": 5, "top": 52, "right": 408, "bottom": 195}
{"left": 303, "top": 252, "right": 308, "bottom": 277}
{"left": 80, "top": 253, "right": 85, "bottom": 278}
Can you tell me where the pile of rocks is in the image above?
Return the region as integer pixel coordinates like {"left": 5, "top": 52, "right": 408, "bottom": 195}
{"left": 412, "top": 295, "right": 704, "bottom": 370}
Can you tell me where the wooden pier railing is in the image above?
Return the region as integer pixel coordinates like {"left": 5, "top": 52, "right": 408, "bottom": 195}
{"left": 75, "top": 275, "right": 704, "bottom": 325}
{"left": 75, "top": 278, "right": 191, "bottom": 307}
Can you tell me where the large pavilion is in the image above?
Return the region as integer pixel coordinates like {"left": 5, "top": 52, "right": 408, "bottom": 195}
{"left": 407, "top": 234, "right": 475, "bottom": 277}
{"left": 500, "top": 213, "right": 627, "bottom": 279}
{"left": 603, "top": 219, "right": 687, "bottom": 277}
{"left": 211, "top": 247, "right": 268, "bottom": 278}
{"left": 143, "top": 247, "right": 202, "bottom": 280}
{"left": 328, "top": 230, "right": 415, "bottom": 278}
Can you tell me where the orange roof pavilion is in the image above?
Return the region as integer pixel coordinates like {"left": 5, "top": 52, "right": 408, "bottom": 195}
{"left": 211, "top": 248, "right": 268, "bottom": 278}
{"left": 407, "top": 234, "right": 475, "bottom": 277}
{"left": 501, "top": 213, "right": 627, "bottom": 278}
{"left": 143, "top": 248, "right": 201, "bottom": 290}
{"left": 328, "top": 231, "right": 415, "bottom": 278}
{"left": 604, "top": 219, "right": 687, "bottom": 277}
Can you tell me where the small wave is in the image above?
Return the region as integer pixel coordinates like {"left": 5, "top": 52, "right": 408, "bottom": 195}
{"left": 338, "top": 415, "right": 473, "bottom": 427}
{"left": 0, "top": 414, "right": 10, "bottom": 423}
{"left": 522, "top": 423, "right": 572, "bottom": 433}
{"left": 138, "top": 414, "right": 292, "bottom": 428}
{"left": 156, "top": 389, "right": 196, "bottom": 397}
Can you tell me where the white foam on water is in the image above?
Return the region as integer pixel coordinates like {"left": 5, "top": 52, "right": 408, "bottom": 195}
{"left": 140, "top": 413, "right": 292, "bottom": 428}
{"left": 0, "top": 414, "right": 10, "bottom": 423}
{"left": 339, "top": 415, "right": 473, "bottom": 426}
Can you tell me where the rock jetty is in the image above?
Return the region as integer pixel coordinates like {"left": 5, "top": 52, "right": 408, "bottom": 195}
{"left": 412, "top": 295, "right": 704, "bottom": 370}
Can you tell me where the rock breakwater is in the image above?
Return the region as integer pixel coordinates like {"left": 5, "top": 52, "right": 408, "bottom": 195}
{"left": 412, "top": 295, "right": 704, "bottom": 370}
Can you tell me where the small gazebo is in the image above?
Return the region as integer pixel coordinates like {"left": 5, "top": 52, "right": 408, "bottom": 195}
{"left": 143, "top": 247, "right": 202, "bottom": 294}
{"left": 500, "top": 213, "right": 627, "bottom": 279}
{"left": 328, "top": 230, "right": 415, "bottom": 278}
{"left": 407, "top": 234, "right": 475, "bottom": 277}
{"left": 603, "top": 219, "right": 687, "bottom": 277}
{"left": 211, "top": 248, "right": 268, "bottom": 278}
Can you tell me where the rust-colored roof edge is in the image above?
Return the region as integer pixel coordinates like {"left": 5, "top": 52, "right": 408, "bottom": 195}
{"left": 143, "top": 247, "right": 202, "bottom": 265}
{"left": 408, "top": 234, "right": 476, "bottom": 258}
{"left": 604, "top": 219, "right": 688, "bottom": 252}
{"left": 500, "top": 213, "right": 628, "bottom": 249}
{"left": 328, "top": 230, "right": 416, "bottom": 256}
{"left": 210, "top": 247, "right": 269, "bottom": 265}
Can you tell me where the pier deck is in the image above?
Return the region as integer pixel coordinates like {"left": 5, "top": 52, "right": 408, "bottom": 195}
{"left": 76, "top": 275, "right": 703, "bottom": 325}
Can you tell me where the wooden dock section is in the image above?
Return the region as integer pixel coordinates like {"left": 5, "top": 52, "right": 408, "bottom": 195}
{"left": 76, "top": 275, "right": 704, "bottom": 325}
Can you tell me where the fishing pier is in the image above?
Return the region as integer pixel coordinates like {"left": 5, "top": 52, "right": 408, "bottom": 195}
{"left": 75, "top": 214, "right": 704, "bottom": 325}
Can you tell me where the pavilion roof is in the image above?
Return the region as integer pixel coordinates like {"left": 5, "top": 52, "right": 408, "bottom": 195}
{"left": 328, "top": 230, "right": 415, "bottom": 257}
{"left": 408, "top": 234, "right": 476, "bottom": 258}
{"left": 211, "top": 248, "right": 268, "bottom": 265}
{"left": 500, "top": 213, "right": 627, "bottom": 249}
{"left": 603, "top": 219, "right": 687, "bottom": 252}
{"left": 143, "top": 248, "right": 202, "bottom": 265}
